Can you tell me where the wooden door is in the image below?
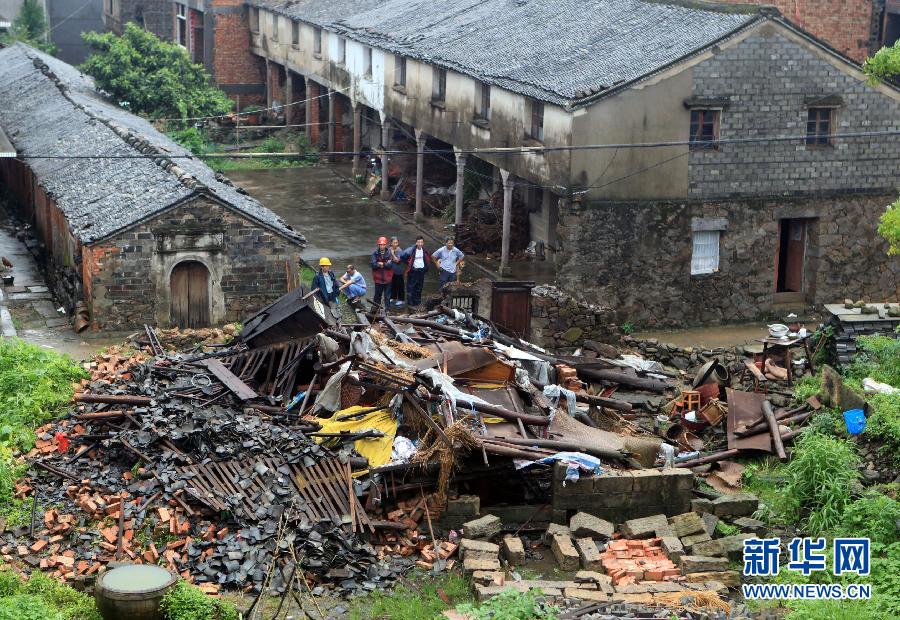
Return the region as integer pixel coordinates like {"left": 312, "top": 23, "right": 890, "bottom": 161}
{"left": 171, "top": 261, "right": 210, "bottom": 328}
{"left": 783, "top": 220, "right": 806, "bottom": 293}
{"left": 491, "top": 282, "right": 534, "bottom": 338}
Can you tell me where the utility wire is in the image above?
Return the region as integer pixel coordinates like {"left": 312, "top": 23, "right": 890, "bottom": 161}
{"left": 157, "top": 85, "right": 351, "bottom": 122}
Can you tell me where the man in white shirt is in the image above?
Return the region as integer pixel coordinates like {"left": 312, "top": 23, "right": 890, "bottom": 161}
{"left": 339, "top": 264, "right": 367, "bottom": 304}
{"left": 401, "top": 236, "right": 429, "bottom": 308}
{"left": 431, "top": 236, "right": 465, "bottom": 290}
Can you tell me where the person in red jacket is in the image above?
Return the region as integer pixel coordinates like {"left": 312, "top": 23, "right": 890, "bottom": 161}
{"left": 370, "top": 236, "right": 394, "bottom": 311}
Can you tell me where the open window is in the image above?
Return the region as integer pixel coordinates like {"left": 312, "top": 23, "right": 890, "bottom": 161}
{"left": 337, "top": 37, "right": 346, "bottom": 64}
{"left": 176, "top": 3, "right": 187, "bottom": 47}
{"left": 432, "top": 68, "right": 446, "bottom": 102}
{"left": 291, "top": 21, "right": 299, "bottom": 47}
{"left": 394, "top": 56, "right": 406, "bottom": 87}
{"left": 528, "top": 99, "right": 544, "bottom": 142}
{"left": 475, "top": 83, "right": 491, "bottom": 124}
{"left": 363, "top": 46, "right": 373, "bottom": 78}
{"left": 689, "top": 109, "right": 720, "bottom": 150}
{"left": 271, "top": 13, "right": 278, "bottom": 41}
{"left": 313, "top": 27, "right": 322, "bottom": 55}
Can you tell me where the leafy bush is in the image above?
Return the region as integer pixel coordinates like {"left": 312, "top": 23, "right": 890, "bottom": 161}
{"left": 0, "top": 570, "right": 101, "bottom": 620}
{"left": 845, "top": 334, "right": 900, "bottom": 388}
{"left": 160, "top": 582, "right": 238, "bottom": 620}
{"left": 866, "top": 393, "right": 900, "bottom": 460}
{"left": 168, "top": 127, "right": 210, "bottom": 156}
{"left": 792, "top": 374, "right": 823, "bottom": 406}
{"left": 836, "top": 490, "right": 900, "bottom": 545}
{"left": 0, "top": 338, "right": 86, "bottom": 452}
{"left": 348, "top": 572, "right": 472, "bottom": 620}
{"left": 81, "top": 24, "right": 232, "bottom": 120}
{"left": 782, "top": 432, "right": 860, "bottom": 535}
{"left": 878, "top": 198, "right": 900, "bottom": 256}
{"left": 456, "top": 588, "right": 559, "bottom": 620}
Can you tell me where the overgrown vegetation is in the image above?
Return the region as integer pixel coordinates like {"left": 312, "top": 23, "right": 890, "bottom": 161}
{"left": 0, "top": 0, "right": 57, "bottom": 55}
{"left": 781, "top": 432, "right": 860, "bottom": 535}
{"left": 456, "top": 588, "right": 559, "bottom": 620}
{"left": 160, "top": 581, "right": 239, "bottom": 620}
{"left": 81, "top": 24, "right": 232, "bottom": 120}
{"left": 0, "top": 569, "right": 101, "bottom": 620}
{"left": 844, "top": 334, "right": 900, "bottom": 459}
{"left": 348, "top": 571, "right": 472, "bottom": 620}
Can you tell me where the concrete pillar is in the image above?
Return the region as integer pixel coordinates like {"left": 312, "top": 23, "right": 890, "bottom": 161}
{"left": 415, "top": 129, "right": 426, "bottom": 220}
{"left": 265, "top": 59, "right": 272, "bottom": 111}
{"left": 454, "top": 147, "right": 466, "bottom": 228}
{"left": 304, "top": 77, "right": 313, "bottom": 140}
{"left": 327, "top": 90, "right": 336, "bottom": 159}
{"left": 351, "top": 103, "right": 362, "bottom": 179}
{"left": 500, "top": 169, "right": 514, "bottom": 276}
{"left": 284, "top": 70, "right": 294, "bottom": 126}
{"left": 380, "top": 116, "right": 391, "bottom": 201}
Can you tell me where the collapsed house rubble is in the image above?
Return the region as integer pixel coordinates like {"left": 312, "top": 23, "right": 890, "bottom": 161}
{"left": 1, "top": 287, "right": 838, "bottom": 615}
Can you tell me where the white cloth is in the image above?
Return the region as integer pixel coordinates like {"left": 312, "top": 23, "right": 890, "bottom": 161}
{"left": 542, "top": 384, "right": 578, "bottom": 417}
{"left": 413, "top": 248, "right": 425, "bottom": 269}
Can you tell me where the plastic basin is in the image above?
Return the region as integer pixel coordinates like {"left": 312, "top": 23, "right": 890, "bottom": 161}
{"left": 843, "top": 409, "right": 866, "bottom": 435}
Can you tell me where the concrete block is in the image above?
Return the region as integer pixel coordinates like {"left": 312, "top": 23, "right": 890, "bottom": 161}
{"left": 679, "top": 555, "right": 729, "bottom": 574}
{"left": 546, "top": 523, "right": 572, "bottom": 538}
{"left": 462, "top": 514, "right": 502, "bottom": 539}
{"left": 563, "top": 587, "right": 609, "bottom": 602}
{"left": 701, "top": 512, "right": 719, "bottom": 537}
{"left": 463, "top": 557, "right": 501, "bottom": 573}
{"left": 662, "top": 467, "right": 694, "bottom": 490}
{"left": 654, "top": 525, "right": 677, "bottom": 538}
{"left": 569, "top": 512, "right": 614, "bottom": 539}
{"left": 691, "top": 534, "right": 752, "bottom": 559}
{"left": 592, "top": 471, "right": 633, "bottom": 494}
{"left": 574, "top": 570, "right": 613, "bottom": 592}
{"left": 733, "top": 516, "right": 766, "bottom": 535}
{"left": 691, "top": 498, "right": 714, "bottom": 514}
{"left": 712, "top": 494, "right": 759, "bottom": 517}
{"left": 459, "top": 538, "right": 499, "bottom": 561}
{"left": 680, "top": 531, "right": 712, "bottom": 549}
{"left": 620, "top": 514, "right": 668, "bottom": 539}
{"left": 669, "top": 512, "right": 705, "bottom": 537}
{"left": 574, "top": 537, "right": 602, "bottom": 570}
{"left": 683, "top": 570, "right": 741, "bottom": 588}
{"left": 551, "top": 534, "right": 580, "bottom": 571}
{"left": 660, "top": 536, "right": 684, "bottom": 562}
{"left": 471, "top": 570, "right": 505, "bottom": 586}
{"left": 500, "top": 536, "right": 525, "bottom": 565}
{"left": 446, "top": 494, "right": 480, "bottom": 517}
{"left": 630, "top": 469, "right": 663, "bottom": 493}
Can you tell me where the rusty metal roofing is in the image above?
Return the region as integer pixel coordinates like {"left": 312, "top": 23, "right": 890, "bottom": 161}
{"left": 0, "top": 43, "right": 306, "bottom": 246}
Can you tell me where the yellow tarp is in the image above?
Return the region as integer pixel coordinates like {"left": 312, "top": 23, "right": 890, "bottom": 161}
{"left": 315, "top": 406, "right": 398, "bottom": 468}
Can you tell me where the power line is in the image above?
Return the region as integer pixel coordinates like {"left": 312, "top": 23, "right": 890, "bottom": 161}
{"left": 157, "top": 85, "right": 350, "bottom": 123}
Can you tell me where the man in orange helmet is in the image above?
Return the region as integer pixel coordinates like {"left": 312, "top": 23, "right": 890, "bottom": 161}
{"left": 370, "top": 236, "right": 394, "bottom": 311}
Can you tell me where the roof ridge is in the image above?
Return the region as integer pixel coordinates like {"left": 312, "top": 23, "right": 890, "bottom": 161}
{"left": 28, "top": 52, "right": 207, "bottom": 193}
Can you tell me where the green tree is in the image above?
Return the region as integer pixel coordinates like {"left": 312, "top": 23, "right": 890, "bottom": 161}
{"left": 864, "top": 42, "right": 900, "bottom": 253}
{"left": 1, "top": 0, "right": 57, "bottom": 54}
{"left": 80, "top": 23, "right": 232, "bottom": 120}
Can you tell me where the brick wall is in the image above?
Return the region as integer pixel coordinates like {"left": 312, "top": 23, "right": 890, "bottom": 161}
{"left": 715, "top": 1, "right": 877, "bottom": 62}
{"left": 556, "top": 193, "right": 900, "bottom": 327}
{"left": 86, "top": 195, "right": 297, "bottom": 329}
{"left": 211, "top": 0, "right": 266, "bottom": 104}
{"left": 688, "top": 28, "right": 900, "bottom": 198}
{"left": 552, "top": 465, "right": 694, "bottom": 524}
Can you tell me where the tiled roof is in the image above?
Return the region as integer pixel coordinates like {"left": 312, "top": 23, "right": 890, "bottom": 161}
{"left": 250, "top": 0, "right": 762, "bottom": 105}
{"left": 0, "top": 43, "right": 306, "bottom": 245}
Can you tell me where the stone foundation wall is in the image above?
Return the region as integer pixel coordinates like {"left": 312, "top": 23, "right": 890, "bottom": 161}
{"left": 622, "top": 336, "right": 741, "bottom": 373}
{"left": 552, "top": 465, "right": 693, "bottom": 525}
{"left": 556, "top": 193, "right": 900, "bottom": 328}
{"left": 529, "top": 285, "right": 618, "bottom": 350}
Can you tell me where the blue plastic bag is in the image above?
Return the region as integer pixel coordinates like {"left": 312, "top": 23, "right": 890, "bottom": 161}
{"left": 843, "top": 409, "right": 866, "bottom": 435}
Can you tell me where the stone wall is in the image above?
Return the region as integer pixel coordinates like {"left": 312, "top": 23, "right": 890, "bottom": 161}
{"left": 556, "top": 193, "right": 900, "bottom": 328}
{"left": 688, "top": 27, "right": 900, "bottom": 199}
{"left": 552, "top": 465, "right": 694, "bottom": 524}
{"left": 529, "top": 285, "right": 618, "bottom": 350}
{"left": 85, "top": 195, "right": 298, "bottom": 329}
{"left": 622, "top": 336, "right": 742, "bottom": 373}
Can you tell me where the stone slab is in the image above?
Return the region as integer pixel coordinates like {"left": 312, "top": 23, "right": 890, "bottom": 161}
{"left": 620, "top": 514, "right": 668, "bottom": 539}
{"left": 712, "top": 495, "right": 759, "bottom": 518}
{"left": 679, "top": 555, "right": 729, "bottom": 574}
{"left": 574, "top": 537, "right": 602, "bottom": 570}
{"left": 569, "top": 512, "right": 614, "bottom": 539}
{"left": 551, "top": 534, "right": 580, "bottom": 571}
{"left": 500, "top": 536, "right": 524, "bottom": 565}
{"left": 463, "top": 514, "right": 502, "bottom": 539}
{"left": 669, "top": 512, "right": 705, "bottom": 537}
{"left": 463, "top": 557, "right": 501, "bottom": 573}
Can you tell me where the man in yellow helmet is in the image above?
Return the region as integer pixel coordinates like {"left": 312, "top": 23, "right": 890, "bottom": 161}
{"left": 312, "top": 257, "right": 339, "bottom": 305}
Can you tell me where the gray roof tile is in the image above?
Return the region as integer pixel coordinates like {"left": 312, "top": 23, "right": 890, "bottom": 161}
{"left": 0, "top": 43, "right": 306, "bottom": 246}
{"left": 251, "top": 0, "right": 762, "bottom": 105}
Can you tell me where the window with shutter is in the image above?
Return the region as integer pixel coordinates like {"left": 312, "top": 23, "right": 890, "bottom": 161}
{"left": 691, "top": 231, "right": 720, "bottom": 275}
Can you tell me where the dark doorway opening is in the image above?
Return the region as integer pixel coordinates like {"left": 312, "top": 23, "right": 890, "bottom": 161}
{"left": 776, "top": 219, "right": 808, "bottom": 293}
{"left": 171, "top": 261, "right": 211, "bottom": 327}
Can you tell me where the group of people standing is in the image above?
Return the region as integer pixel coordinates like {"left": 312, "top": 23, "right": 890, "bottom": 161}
{"left": 312, "top": 235, "right": 465, "bottom": 311}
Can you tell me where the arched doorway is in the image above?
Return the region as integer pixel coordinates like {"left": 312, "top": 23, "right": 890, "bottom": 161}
{"left": 170, "top": 261, "right": 210, "bottom": 328}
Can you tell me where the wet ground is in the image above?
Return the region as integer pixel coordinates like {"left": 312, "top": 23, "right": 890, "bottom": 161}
{"left": 633, "top": 323, "right": 771, "bottom": 349}
{"left": 0, "top": 205, "right": 129, "bottom": 361}
{"left": 226, "top": 164, "right": 557, "bottom": 291}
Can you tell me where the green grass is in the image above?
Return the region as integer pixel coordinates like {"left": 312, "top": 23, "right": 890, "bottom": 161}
{"left": 160, "top": 582, "right": 238, "bottom": 620}
{"left": 0, "top": 569, "right": 101, "bottom": 620}
{"left": 348, "top": 571, "right": 473, "bottom": 620}
{"left": 456, "top": 588, "right": 559, "bottom": 620}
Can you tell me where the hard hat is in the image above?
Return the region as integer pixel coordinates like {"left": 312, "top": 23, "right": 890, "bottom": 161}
{"left": 377, "top": 236, "right": 388, "bottom": 245}
{"left": 319, "top": 257, "right": 332, "bottom": 266}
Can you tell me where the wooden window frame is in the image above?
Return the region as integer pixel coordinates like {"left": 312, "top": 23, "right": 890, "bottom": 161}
{"left": 432, "top": 68, "right": 447, "bottom": 103}
{"left": 395, "top": 56, "right": 406, "bottom": 86}
{"left": 475, "top": 83, "right": 491, "bottom": 122}
{"left": 529, "top": 99, "right": 544, "bottom": 142}
{"left": 291, "top": 21, "right": 299, "bottom": 47}
{"left": 689, "top": 108, "right": 720, "bottom": 150}
{"left": 806, "top": 107, "right": 834, "bottom": 148}
{"left": 176, "top": 4, "right": 187, "bottom": 48}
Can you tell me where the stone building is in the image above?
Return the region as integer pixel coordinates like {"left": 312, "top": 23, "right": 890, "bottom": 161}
{"left": 103, "top": 0, "right": 173, "bottom": 41}
{"left": 0, "top": 43, "right": 305, "bottom": 330}
{"left": 221, "top": 0, "right": 899, "bottom": 325}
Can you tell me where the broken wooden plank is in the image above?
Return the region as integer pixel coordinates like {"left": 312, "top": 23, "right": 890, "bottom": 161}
{"left": 198, "top": 358, "right": 258, "bottom": 400}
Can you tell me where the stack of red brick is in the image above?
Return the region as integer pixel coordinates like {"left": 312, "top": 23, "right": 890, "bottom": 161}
{"left": 373, "top": 495, "right": 458, "bottom": 570}
{"left": 600, "top": 539, "right": 680, "bottom": 586}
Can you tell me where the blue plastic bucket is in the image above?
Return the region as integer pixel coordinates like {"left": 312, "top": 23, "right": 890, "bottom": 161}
{"left": 843, "top": 409, "right": 866, "bottom": 435}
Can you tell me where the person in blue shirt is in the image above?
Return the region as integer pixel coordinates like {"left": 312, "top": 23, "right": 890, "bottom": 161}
{"left": 311, "top": 257, "right": 339, "bottom": 305}
{"left": 339, "top": 264, "right": 367, "bottom": 304}
{"left": 431, "top": 236, "right": 465, "bottom": 289}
